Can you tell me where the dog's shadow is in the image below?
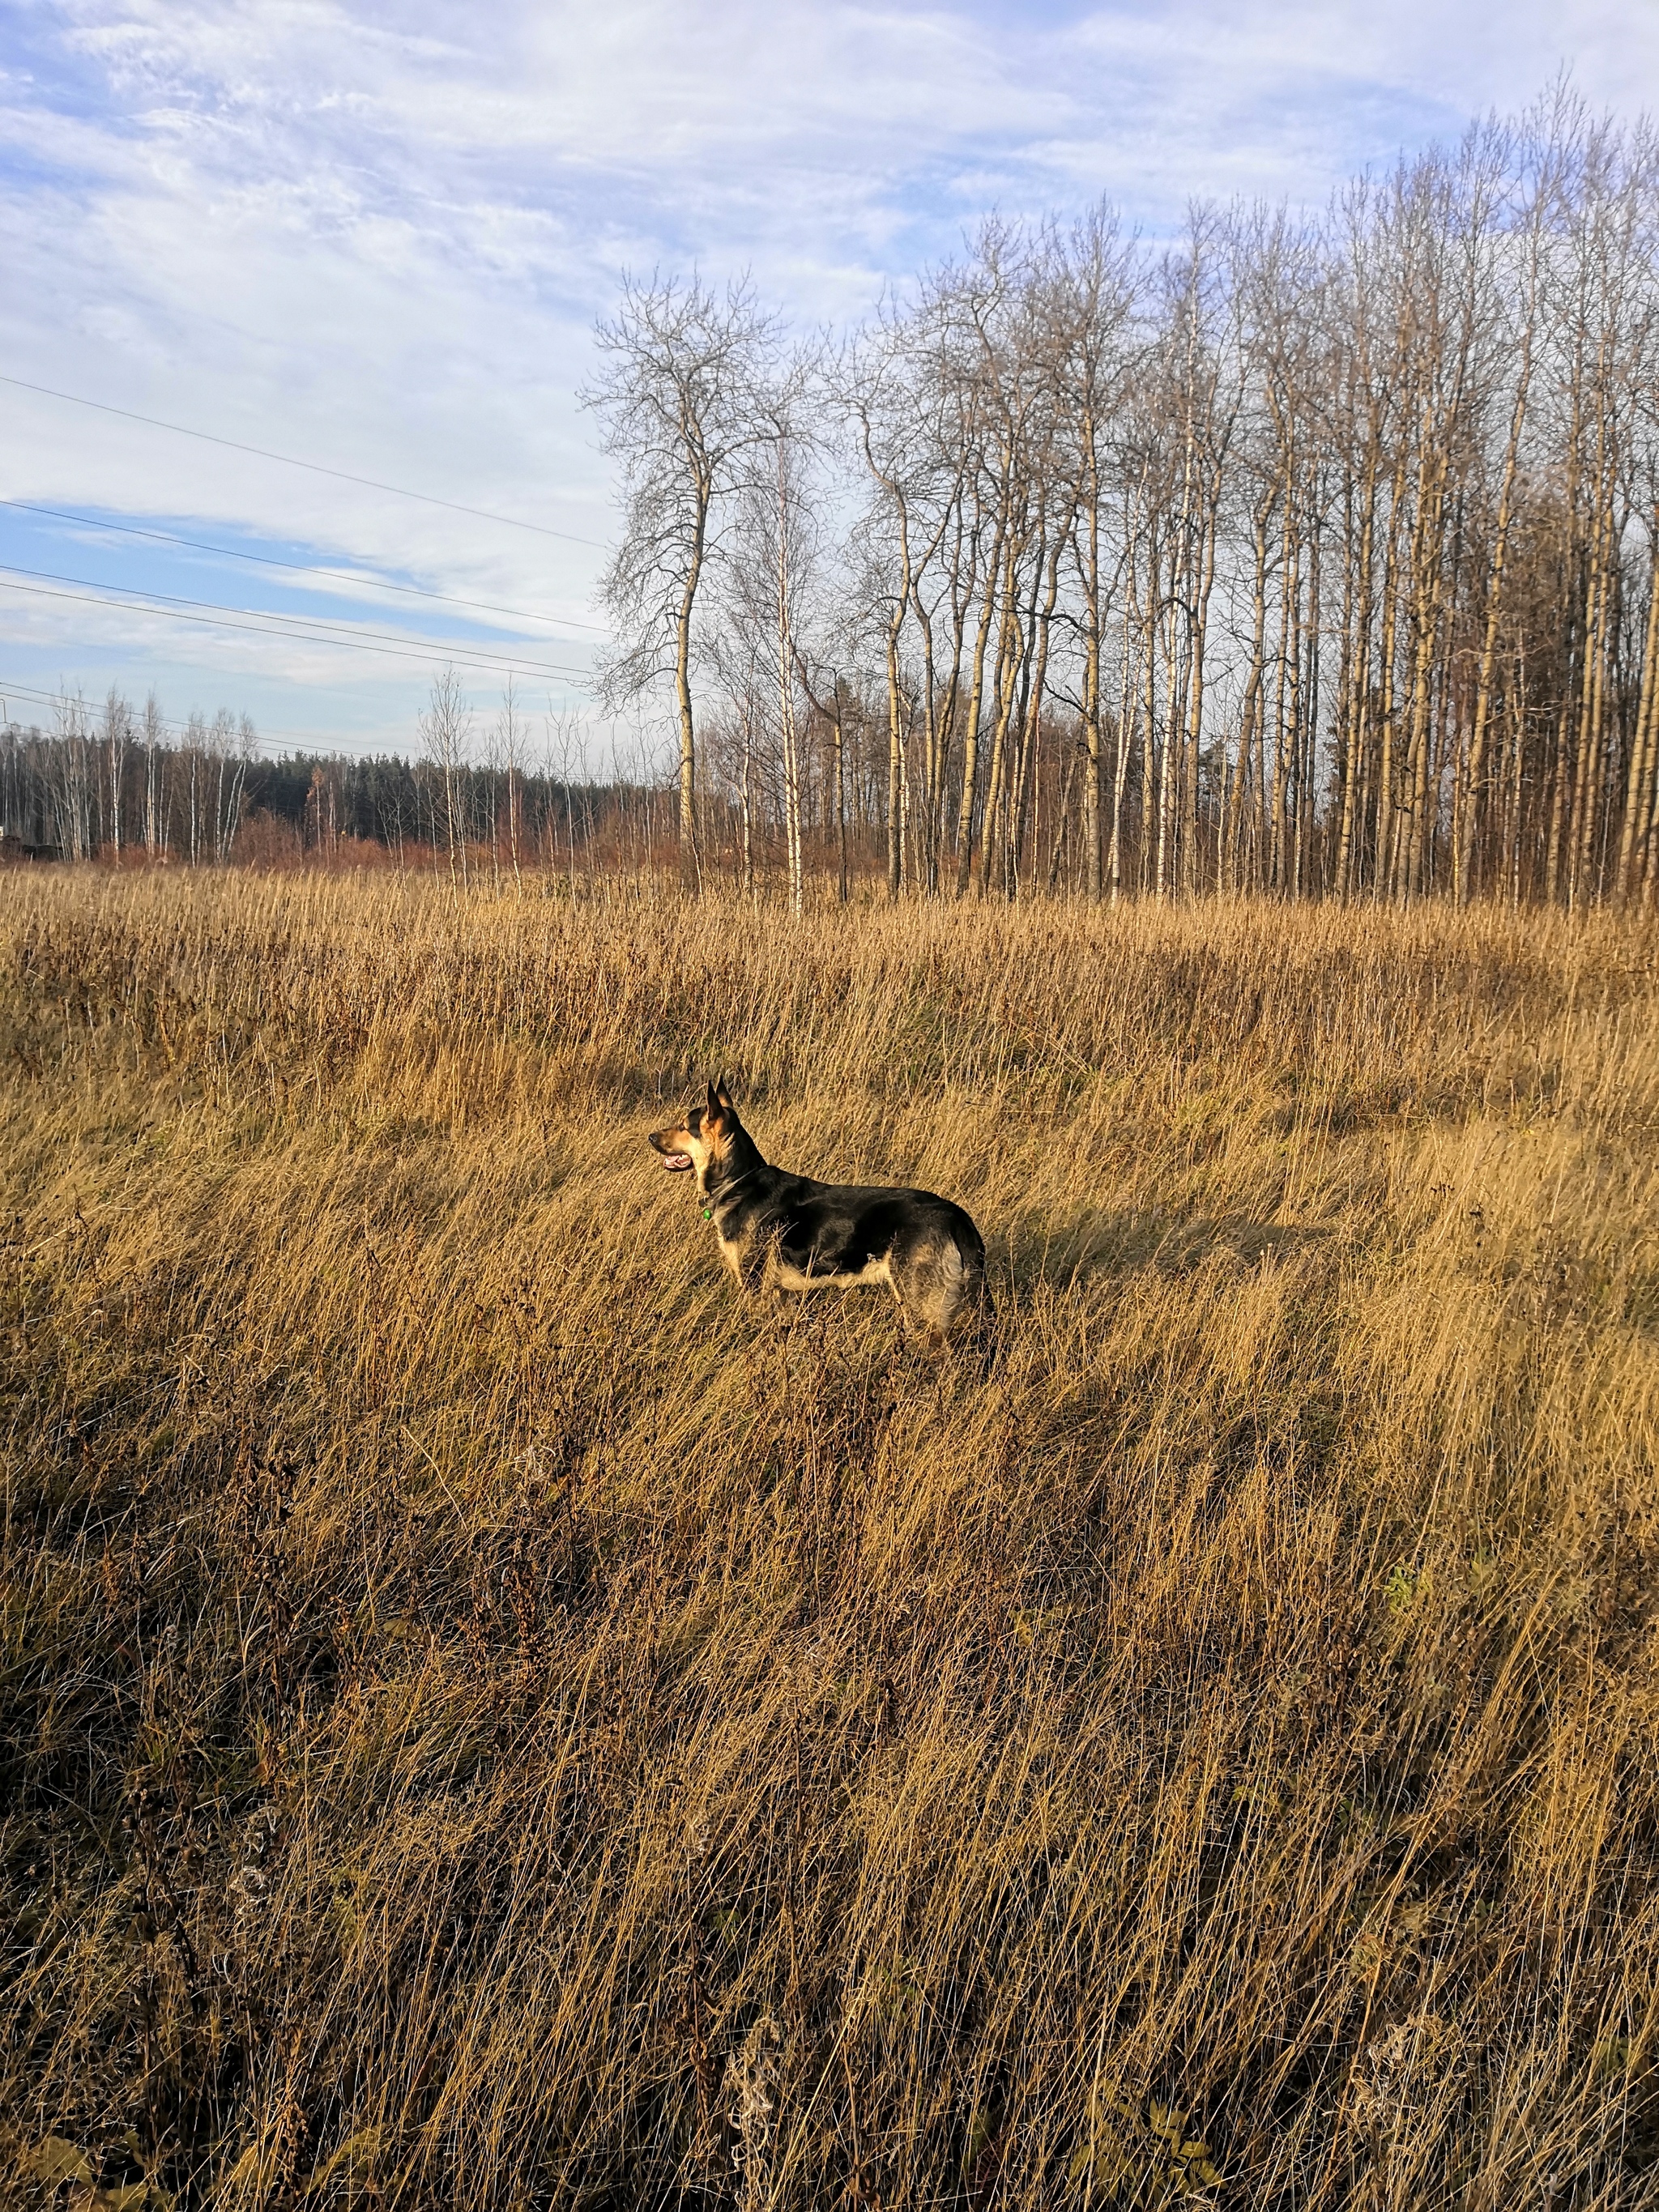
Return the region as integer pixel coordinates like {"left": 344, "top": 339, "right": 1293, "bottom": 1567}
{"left": 998, "top": 1205, "right": 1328, "bottom": 1296}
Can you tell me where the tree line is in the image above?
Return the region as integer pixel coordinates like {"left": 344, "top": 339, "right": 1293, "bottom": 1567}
{"left": 1, "top": 695, "right": 254, "bottom": 864}
{"left": 586, "top": 86, "right": 1659, "bottom": 910}
{"left": 0, "top": 687, "right": 656, "bottom": 880}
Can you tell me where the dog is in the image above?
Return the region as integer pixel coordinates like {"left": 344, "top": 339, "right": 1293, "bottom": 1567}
{"left": 648, "top": 1079, "right": 993, "bottom": 1357}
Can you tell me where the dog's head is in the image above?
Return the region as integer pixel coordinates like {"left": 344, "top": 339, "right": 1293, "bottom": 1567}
{"left": 648, "top": 1078, "right": 741, "bottom": 1195}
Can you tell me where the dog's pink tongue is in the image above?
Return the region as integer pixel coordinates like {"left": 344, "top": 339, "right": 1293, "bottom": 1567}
{"left": 662, "top": 1152, "right": 693, "bottom": 1173}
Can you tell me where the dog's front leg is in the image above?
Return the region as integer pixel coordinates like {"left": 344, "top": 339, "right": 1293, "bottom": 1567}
{"left": 731, "top": 1233, "right": 774, "bottom": 1301}
{"left": 748, "top": 1237, "right": 798, "bottom": 1328}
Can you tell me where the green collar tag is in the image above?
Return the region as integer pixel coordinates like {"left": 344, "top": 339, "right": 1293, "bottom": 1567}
{"left": 702, "top": 1206, "right": 713, "bottom": 1221}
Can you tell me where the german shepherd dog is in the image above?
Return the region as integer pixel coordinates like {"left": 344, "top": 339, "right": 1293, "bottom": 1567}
{"left": 649, "top": 1080, "right": 993, "bottom": 1357}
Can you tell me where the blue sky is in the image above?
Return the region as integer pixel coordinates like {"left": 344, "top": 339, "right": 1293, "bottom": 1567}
{"left": 0, "top": 0, "right": 1652, "bottom": 765}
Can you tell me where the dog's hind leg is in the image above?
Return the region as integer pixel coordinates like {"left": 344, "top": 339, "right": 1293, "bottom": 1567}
{"left": 944, "top": 1247, "right": 999, "bottom": 1376}
{"left": 893, "top": 1238, "right": 986, "bottom": 1362}
{"left": 948, "top": 1247, "right": 998, "bottom": 1377}
{"left": 885, "top": 1253, "right": 941, "bottom": 1353}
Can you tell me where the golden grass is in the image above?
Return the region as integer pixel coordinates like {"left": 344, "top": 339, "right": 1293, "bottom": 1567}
{"left": 3, "top": 870, "right": 1659, "bottom": 2210}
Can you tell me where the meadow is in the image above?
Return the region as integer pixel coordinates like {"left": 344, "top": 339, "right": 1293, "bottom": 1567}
{"left": 3, "top": 867, "right": 1659, "bottom": 2210}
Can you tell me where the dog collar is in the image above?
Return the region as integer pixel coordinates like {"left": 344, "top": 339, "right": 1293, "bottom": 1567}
{"left": 702, "top": 1166, "right": 758, "bottom": 1224}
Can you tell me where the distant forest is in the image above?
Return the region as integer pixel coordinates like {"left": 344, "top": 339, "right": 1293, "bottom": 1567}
{"left": 0, "top": 680, "right": 903, "bottom": 885}
{"left": 0, "top": 694, "right": 678, "bottom": 876}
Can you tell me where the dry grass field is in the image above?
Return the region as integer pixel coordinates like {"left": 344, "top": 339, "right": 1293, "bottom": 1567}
{"left": 4, "top": 870, "right": 1659, "bottom": 2211}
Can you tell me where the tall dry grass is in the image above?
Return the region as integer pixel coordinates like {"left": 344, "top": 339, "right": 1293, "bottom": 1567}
{"left": 3, "top": 871, "right": 1659, "bottom": 2210}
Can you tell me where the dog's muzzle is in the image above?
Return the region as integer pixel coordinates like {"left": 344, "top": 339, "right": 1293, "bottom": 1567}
{"left": 648, "top": 1132, "right": 693, "bottom": 1173}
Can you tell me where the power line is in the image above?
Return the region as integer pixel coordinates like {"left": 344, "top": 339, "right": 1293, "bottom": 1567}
{"left": 0, "top": 572, "right": 591, "bottom": 686}
{"left": 0, "top": 497, "right": 612, "bottom": 635}
{"left": 0, "top": 556, "right": 596, "bottom": 672}
{"left": 0, "top": 373, "right": 611, "bottom": 548}
{"left": 0, "top": 559, "right": 595, "bottom": 675}
{"left": 0, "top": 568, "right": 595, "bottom": 685}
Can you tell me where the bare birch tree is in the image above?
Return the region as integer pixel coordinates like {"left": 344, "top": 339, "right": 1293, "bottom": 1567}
{"left": 583, "top": 273, "right": 778, "bottom": 885}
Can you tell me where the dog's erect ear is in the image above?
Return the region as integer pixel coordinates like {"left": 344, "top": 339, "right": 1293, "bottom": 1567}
{"left": 706, "top": 1079, "right": 724, "bottom": 1125}
{"left": 714, "top": 1076, "right": 735, "bottom": 1112}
